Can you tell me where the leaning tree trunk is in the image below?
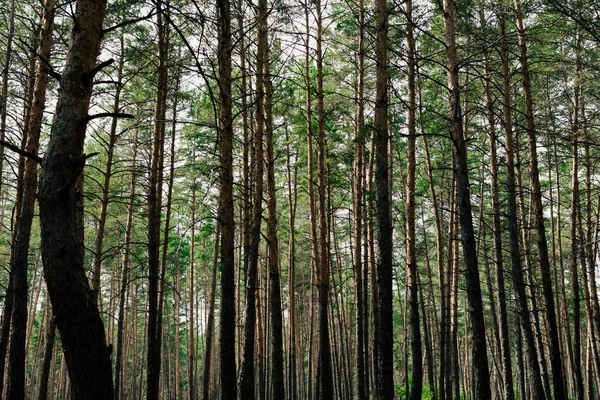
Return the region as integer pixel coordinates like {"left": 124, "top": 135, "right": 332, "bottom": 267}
{"left": 6, "top": 0, "right": 54, "bottom": 397}
{"left": 481, "top": 11, "right": 514, "bottom": 398}
{"left": 499, "top": 14, "right": 546, "bottom": 400}
{"left": 513, "top": 1, "right": 567, "bottom": 398}
{"left": 37, "top": 0, "right": 113, "bottom": 397}
{"left": 442, "top": 0, "right": 491, "bottom": 397}
{"left": 90, "top": 34, "right": 125, "bottom": 306}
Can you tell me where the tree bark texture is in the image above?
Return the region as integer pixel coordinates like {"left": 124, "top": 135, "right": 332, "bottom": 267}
{"left": 374, "top": 0, "right": 394, "bottom": 396}
{"left": 217, "top": 0, "right": 237, "bottom": 395}
{"left": 37, "top": 0, "right": 113, "bottom": 397}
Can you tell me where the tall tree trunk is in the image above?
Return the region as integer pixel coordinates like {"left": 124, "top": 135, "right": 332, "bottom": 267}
{"left": 37, "top": 0, "right": 113, "bottom": 396}
{"left": 373, "top": 0, "right": 394, "bottom": 394}
{"left": 569, "top": 31, "right": 584, "bottom": 400}
{"left": 481, "top": 12, "right": 514, "bottom": 398}
{"left": 90, "top": 36, "right": 125, "bottom": 304}
{"left": 6, "top": 0, "right": 54, "bottom": 397}
{"left": 114, "top": 128, "right": 139, "bottom": 400}
{"left": 238, "top": 0, "right": 266, "bottom": 394}
{"left": 304, "top": 1, "right": 320, "bottom": 396}
{"left": 156, "top": 58, "right": 180, "bottom": 399}
{"left": 405, "top": 0, "right": 422, "bottom": 397}
{"left": 37, "top": 303, "right": 56, "bottom": 400}
{"left": 353, "top": 0, "right": 366, "bottom": 396}
{"left": 513, "top": 1, "right": 567, "bottom": 398}
{"left": 189, "top": 177, "right": 197, "bottom": 400}
{"left": 286, "top": 126, "right": 298, "bottom": 400}
{"left": 217, "top": 0, "right": 236, "bottom": 394}
{"left": 0, "top": 0, "right": 14, "bottom": 206}
{"left": 499, "top": 14, "right": 546, "bottom": 400}
{"left": 442, "top": 0, "right": 491, "bottom": 396}
{"left": 147, "top": 4, "right": 168, "bottom": 398}
{"left": 263, "top": 28, "right": 285, "bottom": 400}
{"left": 202, "top": 226, "right": 220, "bottom": 400}
{"left": 315, "top": 0, "right": 333, "bottom": 398}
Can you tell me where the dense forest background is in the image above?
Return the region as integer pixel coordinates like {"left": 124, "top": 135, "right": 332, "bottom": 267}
{"left": 0, "top": 0, "right": 600, "bottom": 398}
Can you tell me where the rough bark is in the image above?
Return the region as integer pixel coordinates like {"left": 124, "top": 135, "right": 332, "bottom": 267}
{"left": 373, "top": 0, "right": 394, "bottom": 395}
{"left": 442, "top": 0, "right": 491, "bottom": 397}
{"left": 37, "top": 0, "right": 113, "bottom": 396}
{"left": 217, "top": 0, "right": 237, "bottom": 394}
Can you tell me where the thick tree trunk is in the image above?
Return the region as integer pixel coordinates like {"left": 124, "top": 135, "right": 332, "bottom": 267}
{"left": 513, "top": 1, "right": 567, "bottom": 398}
{"left": 442, "top": 0, "right": 491, "bottom": 397}
{"left": 373, "top": 0, "right": 394, "bottom": 395}
{"left": 37, "top": 0, "right": 113, "bottom": 396}
{"left": 217, "top": 0, "right": 237, "bottom": 395}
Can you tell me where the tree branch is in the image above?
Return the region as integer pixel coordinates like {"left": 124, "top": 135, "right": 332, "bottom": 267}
{"left": 103, "top": 9, "right": 156, "bottom": 35}
{"left": 0, "top": 140, "right": 42, "bottom": 163}
{"left": 86, "top": 112, "right": 135, "bottom": 121}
